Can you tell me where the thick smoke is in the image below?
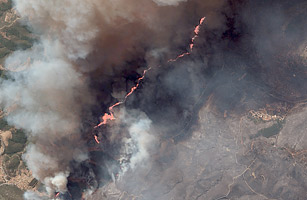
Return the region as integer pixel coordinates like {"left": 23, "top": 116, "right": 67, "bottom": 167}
{"left": 117, "top": 109, "right": 157, "bottom": 174}
{"left": 89, "top": 0, "right": 306, "bottom": 199}
{"left": 0, "top": 0, "right": 207, "bottom": 198}
{"left": 1, "top": 0, "right": 305, "bottom": 199}
{"left": 1, "top": 39, "right": 90, "bottom": 196}
{"left": 23, "top": 191, "right": 49, "bottom": 200}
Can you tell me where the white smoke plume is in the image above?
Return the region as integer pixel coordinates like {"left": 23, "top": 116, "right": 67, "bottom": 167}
{"left": 0, "top": 0, "right": 193, "bottom": 197}
{"left": 7, "top": 0, "right": 304, "bottom": 199}
{"left": 23, "top": 191, "right": 49, "bottom": 200}
{"left": 44, "top": 172, "right": 70, "bottom": 195}
{"left": 1, "top": 38, "right": 90, "bottom": 197}
{"left": 116, "top": 109, "right": 157, "bottom": 175}
{"left": 128, "top": 118, "right": 155, "bottom": 169}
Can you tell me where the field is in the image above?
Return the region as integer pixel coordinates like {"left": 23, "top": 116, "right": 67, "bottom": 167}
{"left": 0, "top": 1, "right": 35, "bottom": 198}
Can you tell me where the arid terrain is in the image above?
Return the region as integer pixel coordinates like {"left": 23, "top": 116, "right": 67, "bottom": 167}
{"left": 0, "top": 1, "right": 36, "bottom": 199}
{"left": 87, "top": 103, "right": 307, "bottom": 200}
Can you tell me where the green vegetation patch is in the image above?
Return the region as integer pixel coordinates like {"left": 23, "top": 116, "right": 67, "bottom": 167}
{"left": 4, "top": 140, "right": 25, "bottom": 155}
{"left": 3, "top": 25, "right": 34, "bottom": 42}
{"left": 0, "top": 184, "right": 24, "bottom": 200}
{"left": 0, "top": 69, "right": 8, "bottom": 80}
{"left": 0, "top": 47, "right": 10, "bottom": 59}
{"left": 10, "top": 129, "right": 27, "bottom": 144}
{"left": 3, "top": 128, "right": 27, "bottom": 155}
{"left": 3, "top": 154, "right": 9, "bottom": 162}
{"left": 0, "top": 0, "right": 12, "bottom": 17}
{"left": 0, "top": 35, "right": 16, "bottom": 51}
{"left": 0, "top": 23, "right": 34, "bottom": 51}
{"left": 4, "top": 154, "right": 20, "bottom": 176}
{"left": 250, "top": 120, "right": 285, "bottom": 139}
{"left": 0, "top": 118, "right": 13, "bottom": 131}
{"left": 0, "top": 2, "right": 34, "bottom": 63}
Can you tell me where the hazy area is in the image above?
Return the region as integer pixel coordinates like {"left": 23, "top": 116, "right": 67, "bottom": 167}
{"left": 0, "top": 0, "right": 306, "bottom": 200}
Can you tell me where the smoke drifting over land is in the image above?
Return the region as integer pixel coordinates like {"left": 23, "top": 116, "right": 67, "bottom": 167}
{"left": 0, "top": 0, "right": 306, "bottom": 199}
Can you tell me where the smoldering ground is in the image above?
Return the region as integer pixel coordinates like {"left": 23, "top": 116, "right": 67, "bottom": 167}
{"left": 0, "top": 0, "right": 306, "bottom": 199}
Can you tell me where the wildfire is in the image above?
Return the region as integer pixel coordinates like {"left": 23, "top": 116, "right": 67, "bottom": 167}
{"left": 94, "top": 112, "right": 115, "bottom": 128}
{"left": 168, "top": 17, "right": 206, "bottom": 62}
{"left": 94, "top": 135, "right": 100, "bottom": 144}
{"left": 191, "top": 17, "right": 206, "bottom": 45}
{"left": 124, "top": 68, "right": 150, "bottom": 98}
{"left": 55, "top": 192, "right": 60, "bottom": 199}
{"left": 94, "top": 16, "right": 206, "bottom": 140}
{"left": 95, "top": 67, "right": 151, "bottom": 128}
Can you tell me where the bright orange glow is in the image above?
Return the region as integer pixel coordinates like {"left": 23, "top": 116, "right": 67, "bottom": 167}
{"left": 167, "top": 52, "right": 190, "bottom": 62}
{"left": 94, "top": 112, "right": 115, "bottom": 128}
{"left": 94, "top": 135, "right": 100, "bottom": 144}
{"left": 95, "top": 68, "right": 151, "bottom": 128}
{"left": 55, "top": 192, "right": 60, "bottom": 198}
{"left": 89, "top": 16, "right": 207, "bottom": 199}
{"left": 194, "top": 17, "right": 205, "bottom": 35}
{"left": 124, "top": 68, "right": 150, "bottom": 98}
{"left": 94, "top": 16, "right": 205, "bottom": 134}
{"left": 168, "top": 16, "right": 205, "bottom": 63}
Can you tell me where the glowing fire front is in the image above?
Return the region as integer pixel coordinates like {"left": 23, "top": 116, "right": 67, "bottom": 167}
{"left": 93, "top": 17, "right": 206, "bottom": 143}
{"left": 94, "top": 67, "right": 151, "bottom": 129}
{"left": 168, "top": 17, "right": 205, "bottom": 62}
{"left": 94, "top": 135, "right": 100, "bottom": 144}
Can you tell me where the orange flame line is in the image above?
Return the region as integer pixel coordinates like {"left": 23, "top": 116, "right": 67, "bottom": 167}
{"left": 55, "top": 192, "right": 60, "bottom": 198}
{"left": 94, "top": 135, "right": 100, "bottom": 144}
{"left": 168, "top": 17, "right": 205, "bottom": 63}
{"left": 95, "top": 67, "right": 151, "bottom": 128}
{"left": 94, "top": 16, "right": 205, "bottom": 133}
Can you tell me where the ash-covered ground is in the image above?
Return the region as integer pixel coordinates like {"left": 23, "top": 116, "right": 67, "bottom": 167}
{"left": 0, "top": 0, "right": 306, "bottom": 199}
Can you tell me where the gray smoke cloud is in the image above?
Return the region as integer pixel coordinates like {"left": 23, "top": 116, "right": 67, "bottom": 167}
{"left": 0, "top": 0, "right": 221, "bottom": 198}
{"left": 23, "top": 191, "right": 49, "bottom": 200}
{"left": 1, "top": 38, "right": 90, "bottom": 196}
{"left": 85, "top": 0, "right": 306, "bottom": 199}
{"left": 116, "top": 109, "right": 157, "bottom": 175}
{"left": 1, "top": 0, "right": 304, "bottom": 199}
